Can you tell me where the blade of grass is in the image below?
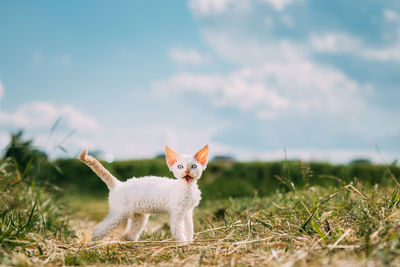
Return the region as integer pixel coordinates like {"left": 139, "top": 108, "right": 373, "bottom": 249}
{"left": 301, "top": 208, "right": 318, "bottom": 231}
{"left": 311, "top": 220, "right": 327, "bottom": 241}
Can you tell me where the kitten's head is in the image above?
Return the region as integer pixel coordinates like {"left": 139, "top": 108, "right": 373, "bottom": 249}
{"left": 165, "top": 145, "right": 209, "bottom": 183}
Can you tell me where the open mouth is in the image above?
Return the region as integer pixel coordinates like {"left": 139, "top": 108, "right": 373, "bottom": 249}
{"left": 183, "top": 175, "right": 193, "bottom": 182}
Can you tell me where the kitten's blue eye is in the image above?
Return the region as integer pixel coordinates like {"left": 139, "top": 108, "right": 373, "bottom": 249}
{"left": 191, "top": 164, "right": 197, "bottom": 169}
{"left": 177, "top": 165, "right": 184, "bottom": 169}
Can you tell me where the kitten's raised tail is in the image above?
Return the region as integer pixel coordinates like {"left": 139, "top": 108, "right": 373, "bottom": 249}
{"left": 78, "top": 148, "right": 119, "bottom": 190}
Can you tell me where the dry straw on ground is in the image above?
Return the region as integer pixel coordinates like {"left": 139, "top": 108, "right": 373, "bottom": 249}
{"left": 4, "top": 182, "right": 400, "bottom": 266}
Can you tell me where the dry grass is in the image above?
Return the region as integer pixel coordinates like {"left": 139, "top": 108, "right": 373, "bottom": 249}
{"left": 3, "top": 181, "right": 400, "bottom": 266}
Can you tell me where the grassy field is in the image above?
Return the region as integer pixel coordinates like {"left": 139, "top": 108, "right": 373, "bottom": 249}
{"left": 2, "top": 178, "right": 400, "bottom": 266}
{"left": 1, "top": 135, "right": 400, "bottom": 266}
{"left": 61, "top": 182, "right": 400, "bottom": 266}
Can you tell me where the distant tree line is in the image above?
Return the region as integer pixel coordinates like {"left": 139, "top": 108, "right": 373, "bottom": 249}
{"left": 3, "top": 130, "right": 400, "bottom": 200}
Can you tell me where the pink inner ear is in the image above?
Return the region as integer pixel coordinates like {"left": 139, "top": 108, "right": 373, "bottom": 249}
{"left": 165, "top": 145, "right": 179, "bottom": 166}
{"left": 195, "top": 145, "right": 208, "bottom": 165}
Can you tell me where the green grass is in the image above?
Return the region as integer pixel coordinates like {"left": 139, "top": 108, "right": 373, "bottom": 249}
{"left": 8, "top": 182, "right": 400, "bottom": 266}
{"left": 2, "top": 154, "right": 400, "bottom": 266}
{"left": 0, "top": 158, "right": 72, "bottom": 266}
{"left": 4, "top": 129, "right": 399, "bottom": 265}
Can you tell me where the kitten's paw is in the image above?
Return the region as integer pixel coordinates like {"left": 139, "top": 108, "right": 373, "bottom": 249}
{"left": 181, "top": 240, "right": 193, "bottom": 246}
{"left": 174, "top": 237, "right": 188, "bottom": 243}
{"left": 184, "top": 234, "right": 194, "bottom": 242}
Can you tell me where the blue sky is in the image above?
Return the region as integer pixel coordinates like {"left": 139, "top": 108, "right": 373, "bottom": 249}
{"left": 0, "top": 0, "right": 399, "bottom": 163}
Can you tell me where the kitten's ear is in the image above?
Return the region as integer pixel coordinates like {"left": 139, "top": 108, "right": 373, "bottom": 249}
{"left": 195, "top": 144, "right": 209, "bottom": 166}
{"left": 165, "top": 145, "right": 179, "bottom": 166}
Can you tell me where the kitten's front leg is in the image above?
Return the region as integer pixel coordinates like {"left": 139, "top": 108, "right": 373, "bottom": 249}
{"left": 169, "top": 211, "right": 186, "bottom": 242}
{"left": 184, "top": 209, "right": 194, "bottom": 241}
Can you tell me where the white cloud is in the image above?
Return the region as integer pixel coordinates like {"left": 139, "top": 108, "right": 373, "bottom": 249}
{"left": 188, "top": 0, "right": 247, "bottom": 16}
{"left": 60, "top": 105, "right": 99, "bottom": 131}
{"left": 0, "top": 101, "right": 99, "bottom": 132}
{"left": 153, "top": 69, "right": 291, "bottom": 120}
{"left": 261, "top": 0, "right": 296, "bottom": 11}
{"left": 0, "top": 102, "right": 58, "bottom": 129}
{"left": 194, "top": 4, "right": 400, "bottom": 63}
{"left": 362, "top": 43, "right": 400, "bottom": 61}
{"left": 188, "top": 0, "right": 296, "bottom": 16}
{"left": 203, "top": 31, "right": 306, "bottom": 65}
{"left": 384, "top": 9, "right": 400, "bottom": 23}
{"left": 168, "top": 47, "right": 211, "bottom": 64}
{"left": 154, "top": 54, "right": 364, "bottom": 121}
{"left": 310, "top": 29, "right": 400, "bottom": 61}
{"left": 310, "top": 32, "right": 362, "bottom": 53}
{"left": 155, "top": 15, "right": 400, "bottom": 140}
{"left": 198, "top": 31, "right": 399, "bottom": 137}
{"left": 0, "top": 87, "right": 99, "bottom": 157}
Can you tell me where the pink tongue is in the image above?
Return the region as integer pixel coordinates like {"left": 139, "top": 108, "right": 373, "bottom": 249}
{"left": 184, "top": 175, "right": 191, "bottom": 182}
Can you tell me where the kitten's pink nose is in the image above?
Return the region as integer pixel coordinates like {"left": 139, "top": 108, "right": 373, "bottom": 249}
{"left": 185, "top": 170, "right": 190, "bottom": 174}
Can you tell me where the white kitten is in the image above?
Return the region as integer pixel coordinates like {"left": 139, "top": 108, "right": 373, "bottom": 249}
{"left": 78, "top": 145, "right": 208, "bottom": 242}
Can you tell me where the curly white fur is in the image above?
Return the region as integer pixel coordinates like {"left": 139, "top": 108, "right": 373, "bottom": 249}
{"left": 78, "top": 145, "right": 208, "bottom": 242}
